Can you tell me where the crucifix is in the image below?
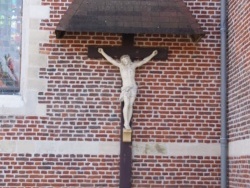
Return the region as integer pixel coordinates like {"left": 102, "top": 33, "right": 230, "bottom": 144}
{"left": 88, "top": 34, "right": 168, "bottom": 188}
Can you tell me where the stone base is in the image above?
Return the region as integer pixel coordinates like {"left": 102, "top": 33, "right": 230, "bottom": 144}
{"left": 123, "top": 129, "right": 132, "bottom": 142}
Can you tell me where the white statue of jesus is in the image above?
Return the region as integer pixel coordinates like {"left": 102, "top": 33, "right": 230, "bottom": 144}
{"left": 98, "top": 48, "right": 158, "bottom": 130}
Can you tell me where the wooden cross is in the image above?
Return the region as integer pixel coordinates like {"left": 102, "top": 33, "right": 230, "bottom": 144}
{"left": 88, "top": 34, "right": 168, "bottom": 188}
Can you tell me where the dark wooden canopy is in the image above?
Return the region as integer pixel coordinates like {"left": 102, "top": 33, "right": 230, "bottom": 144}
{"left": 55, "top": 0, "right": 205, "bottom": 41}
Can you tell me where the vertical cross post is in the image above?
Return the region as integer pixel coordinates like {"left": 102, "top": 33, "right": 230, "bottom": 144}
{"left": 119, "top": 34, "right": 134, "bottom": 188}
{"left": 119, "top": 101, "right": 133, "bottom": 188}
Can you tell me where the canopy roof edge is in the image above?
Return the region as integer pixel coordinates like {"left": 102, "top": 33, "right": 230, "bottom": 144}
{"left": 55, "top": 0, "right": 205, "bottom": 42}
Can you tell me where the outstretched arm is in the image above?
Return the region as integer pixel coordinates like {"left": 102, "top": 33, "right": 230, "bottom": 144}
{"left": 134, "top": 50, "right": 158, "bottom": 68}
{"left": 98, "top": 48, "right": 121, "bottom": 68}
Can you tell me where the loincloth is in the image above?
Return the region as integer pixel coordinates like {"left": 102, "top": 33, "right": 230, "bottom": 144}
{"left": 119, "top": 85, "right": 138, "bottom": 102}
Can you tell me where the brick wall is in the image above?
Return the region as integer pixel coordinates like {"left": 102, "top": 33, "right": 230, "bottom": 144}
{"left": 227, "top": 0, "right": 250, "bottom": 187}
{"left": 0, "top": 0, "right": 222, "bottom": 187}
{"left": 228, "top": 156, "right": 250, "bottom": 188}
{"left": 0, "top": 153, "right": 120, "bottom": 187}
{"left": 227, "top": 0, "right": 250, "bottom": 142}
{"left": 132, "top": 155, "right": 220, "bottom": 187}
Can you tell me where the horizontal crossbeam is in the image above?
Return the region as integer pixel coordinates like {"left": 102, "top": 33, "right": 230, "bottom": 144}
{"left": 88, "top": 46, "right": 168, "bottom": 60}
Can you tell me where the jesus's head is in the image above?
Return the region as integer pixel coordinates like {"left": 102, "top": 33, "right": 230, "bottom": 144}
{"left": 120, "top": 55, "right": 131, "bottom": 65}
